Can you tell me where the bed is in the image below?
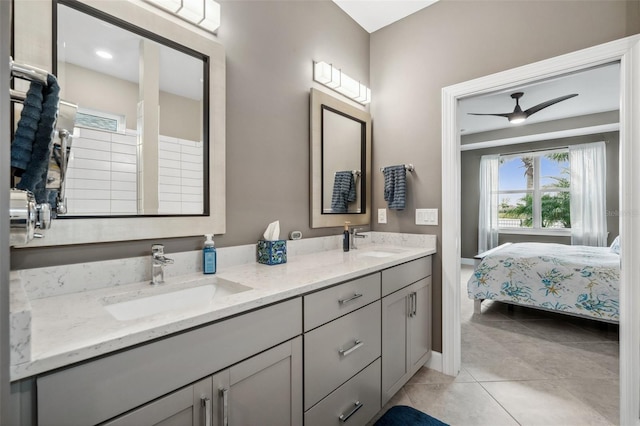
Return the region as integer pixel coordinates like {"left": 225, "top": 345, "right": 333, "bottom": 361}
{"left": 468, "top": 242, "right": 620, "bottom": 323}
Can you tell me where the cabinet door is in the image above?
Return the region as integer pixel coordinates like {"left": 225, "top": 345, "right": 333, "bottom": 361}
{"left": 226, "top": 336, "right": 302, "bottom": 426}
{"left": 381, "top": 285, "right": 412, "bottom": 405}
{"left": 408, "top": 277, "right": 432, "bottom": 373}
{"left": 103, "top": 377, "right": 212, "bottom": 426}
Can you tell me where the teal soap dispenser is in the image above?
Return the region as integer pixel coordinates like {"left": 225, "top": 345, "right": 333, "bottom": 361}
{"left": 203, "top": 234, "right": 217, "bottom": 274}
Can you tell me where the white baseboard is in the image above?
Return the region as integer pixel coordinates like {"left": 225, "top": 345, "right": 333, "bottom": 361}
{"left": 461, "top": 258, "right": 475, "bottom": 266}
{"left": 425, "top": 350, "right": 443, "bottom": 372}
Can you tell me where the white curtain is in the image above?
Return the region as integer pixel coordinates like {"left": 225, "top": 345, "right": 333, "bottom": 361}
{"left": 570, "top": 142, "right": 607, "bottom": 246}
{"left": 478, "top": 154, "right": 500, "bottom": 253}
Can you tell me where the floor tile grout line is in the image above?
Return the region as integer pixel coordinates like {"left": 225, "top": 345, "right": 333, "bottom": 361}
{"left": 476, "top": 380, "right": 523, "bottom": 426}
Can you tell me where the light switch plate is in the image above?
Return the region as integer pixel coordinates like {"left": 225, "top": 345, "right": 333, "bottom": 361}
{"left": 378, "top": 208, "right": 387, "bottom": 224}
{"left": 416, "top": 208, "right": 438, "bottom": 225}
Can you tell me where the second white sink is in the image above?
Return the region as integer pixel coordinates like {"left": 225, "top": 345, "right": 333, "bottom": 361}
{"left": 104, "top": 279, "right": 251, "bottom": 321}
{"left": 356, "top": 248, "right": 407, "bottom": 258}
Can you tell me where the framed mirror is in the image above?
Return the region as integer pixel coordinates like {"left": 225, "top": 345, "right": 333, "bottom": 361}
{"left": 12, "top": 0, "right": 225, "bottom": 246}
{"left": 310, "top": 88, "right": 371, "bottom": 228}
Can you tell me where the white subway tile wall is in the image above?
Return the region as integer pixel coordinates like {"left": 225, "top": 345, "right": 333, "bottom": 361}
{"left": 65, "top": 128, "right": 203, "bottom": 215}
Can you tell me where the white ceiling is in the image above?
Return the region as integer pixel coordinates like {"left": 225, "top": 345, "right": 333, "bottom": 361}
{"left": 458, "top": 62, "right": 621, "bottom": 135}
{"left": 332, "top": 0, "right": 439, "bottom": 33}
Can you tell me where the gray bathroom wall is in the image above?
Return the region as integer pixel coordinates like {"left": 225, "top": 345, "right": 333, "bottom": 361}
{"left": 369, "top": 0, "right": 636, "bottom": 352}
{"left": 460, "top": 132, "right": 620, "bottom": 259}
{"left": 10, "top": 0, "right": 370, "bottom": 269}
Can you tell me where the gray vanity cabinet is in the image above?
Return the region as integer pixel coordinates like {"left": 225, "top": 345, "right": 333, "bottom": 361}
{"left": 381, "top": 258, "right": 432, "bottom": 406}
{"left": 102, "top": 337, "right": 302, "bottom": 426}
{"left": 36, "top": 298, "right": 302, "bottom": 426}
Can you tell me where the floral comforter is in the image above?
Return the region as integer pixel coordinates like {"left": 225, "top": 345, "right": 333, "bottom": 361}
{"left": 468, "top": 243, "right": 620, "bottom": 322}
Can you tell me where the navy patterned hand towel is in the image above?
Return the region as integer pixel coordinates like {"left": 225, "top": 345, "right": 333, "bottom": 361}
{"left": 13, "top": 73, "right": 60, "bottom": 205}
{"left": 331, "top": 171, "right": 356, "bottom": 213}
{"left": 383, "top": 165, "right": 406, "bottom": 210}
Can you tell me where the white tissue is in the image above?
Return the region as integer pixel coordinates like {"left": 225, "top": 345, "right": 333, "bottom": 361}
{"left": 263, "top": 220, "right": 281, "bottom": 241}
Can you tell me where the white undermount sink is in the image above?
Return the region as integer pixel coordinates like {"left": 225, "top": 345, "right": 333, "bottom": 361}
{"left": 103, "top": 278, "right": 251, "bottom": 321}
{"left": 356, "top": 248, "right": 407, "bottom": 258}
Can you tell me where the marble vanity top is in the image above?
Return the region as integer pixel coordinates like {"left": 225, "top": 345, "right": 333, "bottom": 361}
{"left": 10, "top": 234, "right": 436, "bottom": 381}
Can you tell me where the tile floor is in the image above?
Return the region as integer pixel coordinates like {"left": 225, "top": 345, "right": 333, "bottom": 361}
{"left": 369, "top": 265, "right": 619, "bottom": 426}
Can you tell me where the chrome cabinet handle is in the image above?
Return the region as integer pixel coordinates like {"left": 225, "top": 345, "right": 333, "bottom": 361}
{"left": 413, "top": 291, "right": 418, "bottom": 316}
{"left": 339, "top": 339, "right": 364, "bottom": 357}
{"left": 220, "top": 388, "right": 229, "bottom": 426}
{"left": 339, "top": 401, "right": 364, "bottom": 422}
{"left": 409, "top": 292, "right": 414, "bottom": 317}
{"left": 201, "top": 397, "right": 211, "bottom": 426}
{"left": 339, "top": 293, "right": 363, "bottom": 305}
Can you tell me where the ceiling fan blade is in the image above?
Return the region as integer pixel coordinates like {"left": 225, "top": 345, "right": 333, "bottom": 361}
{"left": 524, "top": 93, "right": 578, "bottom": 117}
{"left": 467, "top": 112, "right": 512, "bottom": 118}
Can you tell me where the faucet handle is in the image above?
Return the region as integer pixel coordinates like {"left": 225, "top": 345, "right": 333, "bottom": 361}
{"left": 152, "top": 244, "right": 165, "bottom": 255}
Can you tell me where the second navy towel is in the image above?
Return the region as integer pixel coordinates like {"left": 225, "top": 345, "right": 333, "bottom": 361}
{"left": 383, "top": 165, "right": 406, "bottom": 210}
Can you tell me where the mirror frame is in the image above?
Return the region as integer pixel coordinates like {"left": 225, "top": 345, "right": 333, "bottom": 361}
{"left": 13, "top": 0, "right": 225, "bottom": 246}
{"left": 310, "top": 88, "right": 371, "bottom": 228}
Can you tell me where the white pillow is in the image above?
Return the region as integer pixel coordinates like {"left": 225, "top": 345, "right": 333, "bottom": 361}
{"left": 610, "top": 236, "right": 620, "bottom": 255}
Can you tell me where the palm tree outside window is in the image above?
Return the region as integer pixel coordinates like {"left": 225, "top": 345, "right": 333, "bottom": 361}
{"left": 497, "top": 149, "right": 570, "bottom": 231}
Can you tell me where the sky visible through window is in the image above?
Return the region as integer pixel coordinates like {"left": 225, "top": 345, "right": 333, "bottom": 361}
{"left": 498, "top": 155, "right": 569, "bottom": 191}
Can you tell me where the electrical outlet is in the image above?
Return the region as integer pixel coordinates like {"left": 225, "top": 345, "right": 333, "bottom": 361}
{"left": 378, "top": 208, "right": 387, "bottom": 224}
{"left": 416, "top": 208, "right": 438, "bottom": 225}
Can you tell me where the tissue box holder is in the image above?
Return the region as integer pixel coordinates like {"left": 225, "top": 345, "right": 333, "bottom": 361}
{"left": 257, "top": 240, "right": 287, "bottom": 265}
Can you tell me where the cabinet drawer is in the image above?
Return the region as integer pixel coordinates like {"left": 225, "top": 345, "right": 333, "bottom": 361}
{"left": 304, "top": 273, "right": 380, "bottom": 331}
{"left": 304, "top": 301, "right": 381, "bottom": 410}
{"left": 382, "top": 256, "right": 431, "bottom": 296}
{"left": 37, "top": 298, "right": 302, "bottom": 426}
{"left": 304, "top": 358, "right": 381, "bottom": 426}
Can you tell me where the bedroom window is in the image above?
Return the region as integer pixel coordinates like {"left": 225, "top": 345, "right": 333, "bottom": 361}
{"left": 498, "top": 149, "right": 570, "bottom": 231}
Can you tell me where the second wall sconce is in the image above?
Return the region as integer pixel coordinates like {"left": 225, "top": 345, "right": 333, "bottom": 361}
{"left": 313, "top": 61, "right": 371, "bottom": 105}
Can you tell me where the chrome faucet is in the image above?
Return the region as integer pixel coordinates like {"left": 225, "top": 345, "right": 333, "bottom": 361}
{"left": 350, "top": 228, "right": 367, "bottom": 249}
{"left": 151, "top": 244, "right": 174, "bottom": 285}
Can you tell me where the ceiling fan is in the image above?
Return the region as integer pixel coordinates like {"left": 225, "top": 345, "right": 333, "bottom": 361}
{"left": 468, "top": 92, "right": 579, "bottom": 124}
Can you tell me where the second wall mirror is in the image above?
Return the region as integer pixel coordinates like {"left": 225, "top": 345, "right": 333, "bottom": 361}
{"left": 310, "top": 88, "right": 371, "bottom": 228}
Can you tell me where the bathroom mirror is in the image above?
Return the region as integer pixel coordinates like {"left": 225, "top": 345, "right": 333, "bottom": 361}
{"left": 57, "top": 1, "right": 206, "bottom": 216}
{"left": 12, "top": 0, "right": 225, "bottom": 245}
{"left": 310, "top": 88, "right": 371, "bottom": 228}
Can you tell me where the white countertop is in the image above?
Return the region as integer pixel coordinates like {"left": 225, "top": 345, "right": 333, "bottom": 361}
{"left": 11, "top": 243, "right": 435, "bottom": 381}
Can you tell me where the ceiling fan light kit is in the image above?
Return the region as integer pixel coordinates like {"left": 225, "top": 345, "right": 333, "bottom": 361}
{"left": 469, "top": 91, "right": 579, "bottom": 125}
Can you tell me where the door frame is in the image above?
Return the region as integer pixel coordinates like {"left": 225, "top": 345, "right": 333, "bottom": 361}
{"left": 441, "top": 35, "right": 640, "bottom": 425}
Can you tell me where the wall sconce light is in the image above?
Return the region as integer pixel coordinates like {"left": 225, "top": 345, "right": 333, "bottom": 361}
{"left": 313, "top": 61, "right": 371, "bottom": 105}
{"left": 144, "top": 0, "right": 220, "bottom": 33}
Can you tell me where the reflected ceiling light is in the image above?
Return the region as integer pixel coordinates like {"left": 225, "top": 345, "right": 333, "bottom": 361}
{"left": 144, "top": 0, "right": 220, "bottom": 33}
{"left": 95, "top": 50, "right": 113, "bottom": 60}
{"left": 313, "top": 61, "right": 371, "bottom": 105}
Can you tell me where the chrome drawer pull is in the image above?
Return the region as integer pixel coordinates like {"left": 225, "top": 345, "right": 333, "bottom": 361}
{"left": 339, "top": 401, "right": 364, "bottom": 422}
{"left": 339, "top": 339, "right": 364, "bottom": 357}
{"left": 220, "top": 388, "right": 229, "bottom": 426}
{"left": 338, "top": 293, "right": 363, "bottom": 305}
{"left": 201, "top": 397, "right": 211, "bottom": 426}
